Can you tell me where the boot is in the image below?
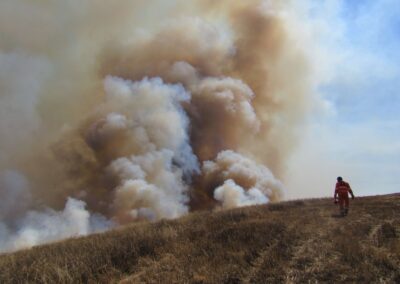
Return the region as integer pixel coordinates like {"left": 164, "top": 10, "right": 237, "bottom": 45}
{"left": 344, "top": 208, "right": 349, "bottom": 216}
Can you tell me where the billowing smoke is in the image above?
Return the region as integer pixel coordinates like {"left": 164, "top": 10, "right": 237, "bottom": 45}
{"left": 205, "top": 150, "right": 284, "bottom": 209}
{"left": 0, "top": 0, "right": 315, "bottom": 252}
{"left": 0, "top": 198, "right": 112, "bottom": 252}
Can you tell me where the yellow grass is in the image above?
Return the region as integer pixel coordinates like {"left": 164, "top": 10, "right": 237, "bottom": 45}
{"left": 0, "top": 194, "right": 399, "bottom": 283}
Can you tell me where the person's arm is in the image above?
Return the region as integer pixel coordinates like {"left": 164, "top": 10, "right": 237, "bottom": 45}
{"left": 349, "top": 185, "right": 355, "bottom": 199}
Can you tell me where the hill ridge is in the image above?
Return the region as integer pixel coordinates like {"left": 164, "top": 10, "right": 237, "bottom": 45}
{"left": 1, "top": 194, "right": 399, "bottom": 283}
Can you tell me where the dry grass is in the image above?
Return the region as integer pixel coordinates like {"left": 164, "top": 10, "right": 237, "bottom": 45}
{"left": 0, "top": 194, "right": 399, "bottom": 283}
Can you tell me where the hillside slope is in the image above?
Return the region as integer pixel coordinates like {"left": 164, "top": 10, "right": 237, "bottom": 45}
{"left": 1, "top": 194, "right": 399, "bottom": 283}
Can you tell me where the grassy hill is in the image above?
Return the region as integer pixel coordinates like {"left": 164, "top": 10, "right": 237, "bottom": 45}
{"left": 1, "top": 194, "right": 399, "bottom": 283}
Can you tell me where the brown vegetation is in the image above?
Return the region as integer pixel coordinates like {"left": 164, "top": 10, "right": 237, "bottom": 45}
{"left": 1, "top": 194, "right": 399, "bottom": 283}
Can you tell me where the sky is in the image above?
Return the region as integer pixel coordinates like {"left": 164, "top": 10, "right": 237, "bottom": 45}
{"left": 286, "top": 0, "right": 400, "bottom": 198}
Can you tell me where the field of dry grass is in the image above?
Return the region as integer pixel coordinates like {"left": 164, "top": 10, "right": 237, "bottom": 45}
{"left": 0, "top": 194, "right": 399, "bottom": 283}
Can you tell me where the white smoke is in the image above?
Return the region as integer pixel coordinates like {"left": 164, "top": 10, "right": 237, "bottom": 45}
{"left": 110, "top": 150, "right": 190, "bottom": 221}
{"left": 204, "top": 150, "right": 285, "bottom": 206}
{"left": 101, "top": 75, "right": 198, "bottom": 173}
{"left": 214, "top": 179, "right": 268, "bottom": 209}
{"left": 89, "top": 76, "right": 198, "bottom": 223}
{"left": 0, "top": 170, "right": 111, "bottom": 253}
{"left": 0, "top": 198, "right": 112, "bottom": 253}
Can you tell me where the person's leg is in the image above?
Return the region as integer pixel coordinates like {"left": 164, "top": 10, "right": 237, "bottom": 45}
{"left": 339, "top": 197, "right": 345, "bottom": 216}
{"left": 344, "top": 196, "right": 349, "bottom": 215}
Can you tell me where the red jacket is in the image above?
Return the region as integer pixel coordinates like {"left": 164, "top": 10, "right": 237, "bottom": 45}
{"left": 334, "top": 181, "right": 354, "bottom": 199}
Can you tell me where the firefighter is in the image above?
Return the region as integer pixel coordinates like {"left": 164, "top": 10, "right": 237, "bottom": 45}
{"left": 334, "top": 176, "right": 355, "bottom": 216}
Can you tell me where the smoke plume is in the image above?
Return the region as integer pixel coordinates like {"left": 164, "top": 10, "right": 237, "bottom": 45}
{"left": 0, "top": 0, "right": 316, "bottom": 252}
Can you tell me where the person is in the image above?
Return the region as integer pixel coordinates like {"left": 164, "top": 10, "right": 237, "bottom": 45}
{"left": 334, "top": 176, "right": 355, "bottom": 216}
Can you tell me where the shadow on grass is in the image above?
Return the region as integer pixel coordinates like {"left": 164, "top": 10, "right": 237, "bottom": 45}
{"left": 331, "top": 213, "right": 346, "bottom": 218}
